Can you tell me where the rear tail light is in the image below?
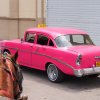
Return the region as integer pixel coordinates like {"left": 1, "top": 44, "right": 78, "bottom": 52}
{"left": 76, "top": 54, "right": 82, "bottom": 66}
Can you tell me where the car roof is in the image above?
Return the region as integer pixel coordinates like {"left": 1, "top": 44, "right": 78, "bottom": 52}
{"left": 26, "top": 27, "right": 87, "bottom": 39}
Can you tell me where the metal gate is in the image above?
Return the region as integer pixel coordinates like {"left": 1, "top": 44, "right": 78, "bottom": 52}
{"left": 46, "top": 0, "right": 100, "bottom": 45}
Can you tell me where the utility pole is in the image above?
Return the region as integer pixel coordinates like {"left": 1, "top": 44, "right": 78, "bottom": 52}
{"left": 36, "top": 0, "right": 38, "bottom": 27}
{"left": 41, "top": 0, "right": 45, "bottom": 24}
{"left": 17, "top": 0, "right": 20, "bottom": 38}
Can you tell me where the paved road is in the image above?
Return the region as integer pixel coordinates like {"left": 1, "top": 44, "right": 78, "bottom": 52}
{"left": 21, "top": 67, "right": 100, "bottom": 100}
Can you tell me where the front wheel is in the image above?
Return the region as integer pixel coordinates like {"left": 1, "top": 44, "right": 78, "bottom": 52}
{"left": 47, "top": 64, "right": 64, "bottom": 83}
{"left": 3, "top": 50, "right": 11, "bottom": 55}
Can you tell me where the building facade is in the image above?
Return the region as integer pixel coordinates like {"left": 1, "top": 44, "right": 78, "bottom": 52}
{"left": 0, "top": 0, "right": 46, "bottom": 40}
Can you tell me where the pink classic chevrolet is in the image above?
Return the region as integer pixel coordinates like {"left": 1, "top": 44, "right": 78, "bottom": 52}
{"left": 1, "top": 27, "right": 100, "bottom": 82}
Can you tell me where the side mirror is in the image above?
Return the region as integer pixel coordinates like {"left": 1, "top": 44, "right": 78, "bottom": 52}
{"left": 21, "top": 38, "right": 24, "bottom": 43}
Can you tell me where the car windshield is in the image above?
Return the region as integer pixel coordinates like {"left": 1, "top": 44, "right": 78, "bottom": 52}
{"left": 55, "top": 34, "right": 94, "bottom": 47}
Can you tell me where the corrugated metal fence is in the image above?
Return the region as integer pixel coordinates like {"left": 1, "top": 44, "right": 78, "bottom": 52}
{"left": 46, "top": 0, "right": 100, "bottom": 45}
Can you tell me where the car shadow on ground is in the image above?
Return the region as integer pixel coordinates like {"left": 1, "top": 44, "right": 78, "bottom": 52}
{"left": 21, "top": 66, "right": 100, "bottom": 93}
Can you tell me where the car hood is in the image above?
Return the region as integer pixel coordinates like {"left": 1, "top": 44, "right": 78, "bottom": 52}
{"left": 68, "top": 45, "right": 100, "bottom": 56}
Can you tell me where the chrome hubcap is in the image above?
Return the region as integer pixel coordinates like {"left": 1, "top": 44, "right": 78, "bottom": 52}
{"left": 47, "top": 64, "right": 58, "bottom": 81}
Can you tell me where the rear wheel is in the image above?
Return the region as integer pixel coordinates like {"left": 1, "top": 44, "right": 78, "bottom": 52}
{"left": 47, "top": 64, "right": 64, "bottom": 83}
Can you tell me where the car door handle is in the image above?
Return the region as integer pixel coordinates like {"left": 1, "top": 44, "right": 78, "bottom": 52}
{"left": 30, "top": 44, "right": 33, "bottom": 47}
{"left": 42, "top": 47, "right": 46, "bottom": 50}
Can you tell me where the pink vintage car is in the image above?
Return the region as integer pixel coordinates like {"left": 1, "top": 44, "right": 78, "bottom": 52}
{"left": 1, "top": 27, "right": 100, "bottom": 82}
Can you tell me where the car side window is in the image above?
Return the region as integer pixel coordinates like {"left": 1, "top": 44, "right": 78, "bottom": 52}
{"left": 48, "top": 39, "right": 54, "bottom": 46}
{"left": 26, "top": 33, "right": 36, "bottom": 43}
{"left": 71, "top": 35, "right": 84, "bottom": 45}
{"left": 37, "top": 35, "right": 48, "bottom": 45}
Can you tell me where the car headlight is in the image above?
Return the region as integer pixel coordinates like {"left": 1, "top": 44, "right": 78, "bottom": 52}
{"left": 76, "top": 54, "right": 82, "bottom": 66}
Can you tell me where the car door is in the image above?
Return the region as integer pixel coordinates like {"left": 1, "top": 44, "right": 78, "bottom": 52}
{"left": 18, "top": 32, "right": 36, "bottom": 67}
{"left": 31, "top": 34, "right": 49, "bottom": 69}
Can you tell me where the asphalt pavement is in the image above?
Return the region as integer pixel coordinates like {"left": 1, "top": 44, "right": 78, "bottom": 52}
{"left": 21, "top": 66, "right": 100, "bottom": 100}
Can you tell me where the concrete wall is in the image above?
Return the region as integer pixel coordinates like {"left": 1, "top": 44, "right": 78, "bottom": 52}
{"left": 10, "top": 0, "right": 19, "bottom": 18}
{"left": 19, "top": 0, "right": 36, "bottom": 18}
{"left": 0, "top": 18, "right": 18, "bottom": 40}
{"left": 0, "top": 0, "right": 10, "bottom": 17}
{"left": 0, "top": 0, "right": 46, "bottom": 40}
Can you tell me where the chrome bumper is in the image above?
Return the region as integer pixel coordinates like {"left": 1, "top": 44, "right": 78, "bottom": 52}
{"left": 74, "top": 67, "right": 100, "bottom": 77}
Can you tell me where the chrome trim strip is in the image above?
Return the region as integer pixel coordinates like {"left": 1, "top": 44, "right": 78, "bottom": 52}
{"left": 2, "top": 46, "right": 74, "bottom": 70}
{"left": 33, "top": 52, "right": 74, "bottom": 70}
{"left": 2, "top": 46, "right": 31, "bottom": 53}
{"left": 1, "top": 46, "right": 18, "bottom": 50}
{"left": 19, "top": 49, "right": 32, "bottom": 53}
